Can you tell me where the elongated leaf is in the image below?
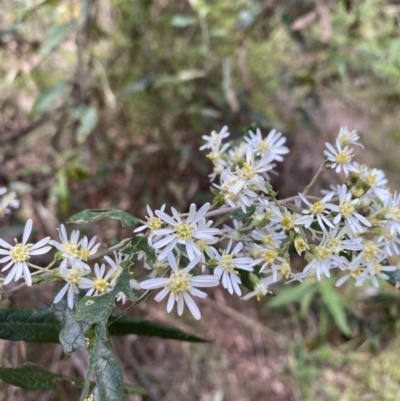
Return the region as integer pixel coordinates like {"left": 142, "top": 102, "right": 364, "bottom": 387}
{"left": 31, "top": 82, "right": 70, "bottom": 115}
{"left": 319, "top": 280, "right": 352, "bottom": 336}
{"left": 268, "top": 281, "right": 316, "bottom": 308}
{"left": 122, "top": 236, "right": 156, "bottom": 264}
{"left": 0, "top": 362, "right": 84, "bottom": 390}
{"left": 52, "top": 298, "right": 91, "bottom": 356}
{"left": 69, "top": 209, "right": 141, "bottom": 227}
{"left": 39, "top": 23, "right": 73, "bottom": 58}
{"left": 0, "top": 309, "right": 60, "bottom": 343}
{"left": 108, "top": 316, "right": 208, "bottom": 342}
{"left": 75, "top": 267, "right": 135, "bottom": 325}
{"left": 85, "top": 325, "right": 125, "bottom": 401}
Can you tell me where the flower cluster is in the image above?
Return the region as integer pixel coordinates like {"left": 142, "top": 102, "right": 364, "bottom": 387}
{"left": 0, "top": 125, "right": 399, "bottom": 320}
{"left": 0, "top": 187, "right": 19, "bottom": 217}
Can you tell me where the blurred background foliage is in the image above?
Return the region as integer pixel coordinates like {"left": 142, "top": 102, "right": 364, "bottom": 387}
{"left": 2, "top": 0, "right": 400, "bottom": 400}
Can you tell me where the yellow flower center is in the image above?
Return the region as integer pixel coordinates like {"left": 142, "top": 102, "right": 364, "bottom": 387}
{"left": 309, "top": 201, "right": 324, "bottom": 215}
{"left": 280, "top": 262, "right": 291, "bottom": 279}
{"left": 175, "top": 223, "right": 194, "bottom": 240}
{"left": 154, "top": 261, "right": 166, "bottom": 274}
{"left": 66, "top": 269, "right": 83, "bottom": 285}
{"left": 363, "top": 243, "right": 378, "bottom": 262}
{"left": 195, "top": 240, "right": 207, "bottom": 252}
{"left": 78, "top": 248, "right": 91, "bottom": 261}
{"left": 257, "top": 139, "right": 270, "bottom": 153}
{"left": 352, "top": 187, "right": 364, "bottom": 198}
{"left": 147, "top": 216, "right": 163, "bottom": 231}
{"left": 314, "top": 246, "right": 331, "bottom": 260}
{"left": 239, "top": 162, "right": 256, "bottom": 180}
{"left": 167, "top": 270, "right": 191, "bottom": 294}
{"left": 10, "top": 243, "right": 30, "bottom": 262}
{"left": 365, "top": 171, "right": 376, "bottom": 186}
{"left": 294, "top": 237, "right": 308, "bottom": 253}
{"left": 281, "top": 215, "right": 294, "bottom": 230}
{"left": 335, "top": 149, "right": 352, "bottom": 164}
{"left": 390, "top": 207, "right": 400, "bottom": 220}
{"left": 351, "top": 267, "right": 362, "bottom": 278}
{"left": 339, "top": 200, "right": 354, "bottom": 216}
{"left": 221, "top": 254, "right": 235, "bottom": 273}
{"left": 93, "top": 278, "right": 110, "bottom": 293}
{"left": 262, "top": 234, "right": 274, "bottom": 246}
{"left": 206, "top": 152, "right": 219, "bottom": 163}
{"left": 62, "top": 242, "right": 80, "bottom": 258}
{"left": 261, "top": 249, "right": 277, "bottom": 264}
{"left": 327, "top": 238, "right": 340, "bottom": 250}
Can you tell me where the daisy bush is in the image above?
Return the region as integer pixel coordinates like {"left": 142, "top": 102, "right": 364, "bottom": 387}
{"left": 1, "top": 125, "right": 400, "bottom": 400}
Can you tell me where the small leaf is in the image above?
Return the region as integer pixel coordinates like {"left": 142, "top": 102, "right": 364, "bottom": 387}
{"left": 52, "top": 298, "right": 91, "bottom": 356}
{"left": 170, "top": 15, "right": 197, "bottom": 27}
{"left": 69, "top": 209, "right": 141, "bottom": 227}
{"left": 268, "top": 281, "right": 316, "bottom": 308}
{"left": 0, "top": 362, "right": 84, "bottom": 390}
{"left": 108, "top": 316, "right": 208, "bottom": 342}
{"left": 230, "top": 205, "right": 255, "bottom": 220}
{"left": 319, "top": 280, "right": 352, "bottom": 337}
{"left": 31, "top": 82, "right": 70, "bottom": 115}
{"left": 74, "top": 106, "right": 98, "bottom": 144}
{"left": 75, "top": 268, "right": 135, "bottom": 325}
{"left": 39, "top": 23, "right": 73, "bottom": 58}
{"left": 385, "top": 269, "right": 400, "bottom": 287}
{"left": 0, "top": 309, "right": 60, "bottom": 343}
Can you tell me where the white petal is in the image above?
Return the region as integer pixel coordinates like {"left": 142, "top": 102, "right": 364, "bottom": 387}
{"left": 22, "top": 219, "right": 33, "bottom": 244}
{"left": 183, "top": 292, "right": 201, "bottom": 320}
{"left": 53, "top": 284, "right": 69, "bottom": 304}
{"left": 166, "top": 293, "right": 175, "bottom": 313}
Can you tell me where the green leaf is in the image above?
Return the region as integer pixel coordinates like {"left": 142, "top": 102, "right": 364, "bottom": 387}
{"left": 170, "top": 15, "right": 197, "bottom": 27}
{"left": 39, "top": 23, "right": 73, "bottom": 58}
{"left": 108, "top": 316, "right": 208, "bottom": 342}
{"left": 0, "top": 309, "right": 60, "bottom": 343}
{"left": 268, "top": 281, "right": 316, "bottom": 308}
{"left": 385, "top": 269, "right": 400, "bottom": 287}
{"left": 86, "top": 325, "right": 126, "bottom": 401}
{"left": 0, "top": 362, "right": 84, "bottom": 390}
{"left": 122, "top": 236, "right": 157, "bottom": 264}
{"left": 230, "top": 205, "right": 256, "bottom": 220}
{"left": 74, "top": 106, "right": 98, "bottom": 144}
{"left": 75, "top": 267, "right": 135, "bottom": 326}
{"left": 319, "top": 280, "right": 352, "bottom": 337}
{"left": 69, "top": 209, "right": 141, "bottom": 227}
{"left": 31, "top": 82, "right": 70, "bottom": 115}
{"left": 52, "top": 298, "right": 91, "bottom": 356}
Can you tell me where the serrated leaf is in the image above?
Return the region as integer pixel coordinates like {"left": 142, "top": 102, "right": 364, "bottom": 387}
{"left": 69, "top": 209, "right": 141, "bottom": 227}
{"left": 268, "top": 281, "right": 316, "bottom": 308}
{"left": 108, "top": 316, "right": 208, "bottom": 342}
{"left": 0, "top": 362, "right": 84, "bottom": 390}
{"left": 86, "top": 325, "right": 125, "bottom": 401}
{"left": 52, "top": 298, "right": 91, "bottom": 356}
{"left": 75, "top": 267, "right": 135, "bottom": 325}
{"left": 39, "top": 23, "right": 73, "bottom": 58}
{"left": 319, "top": 280, "right": 352, "bottom": 337}
{"left": 0, "top": 309, "right": 60, "bottom": 343}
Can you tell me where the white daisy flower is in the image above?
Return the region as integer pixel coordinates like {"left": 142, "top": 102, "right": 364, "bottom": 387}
{"left": 140, "top": 253, "right": 219, "bottom": 320}
{"left": 153, "top": 203, "right": 220, "bottom": 261}
{"left": 79, "top": 262, "right": 117, "bottom": 296}
{"left": 251, "top": 223, "right": 287, "bottom": 249}
{"left": 298, "top": 192, "right": 334, "bottom": 231}
{"left": 326, "top": 185, "right": 371, "bottom": 233}
{"left": 244, "top": 128, "right": 289, "bottom": 161}
{"left": 0, "top": 219, "right": 51, "bottom": 286}
{"left": 324, "top": 139, "right": 355, "bottom": 177}
{"left": 49, "top": 225, "right": 82, "bottom": 269}
{"left": 211, "top": 240, "right": 254, "bottom": 296}
{"left": 337, "top": 126, "right": 363, "bottom": 148}
{"left": 53, "top": 264, "right": 91, "bottom": 309}
{"left": 242, "top": 275, "right": 275, "bottom": 301}
{"left": 200, "top": 125, "right": 230, "bottom": 151}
